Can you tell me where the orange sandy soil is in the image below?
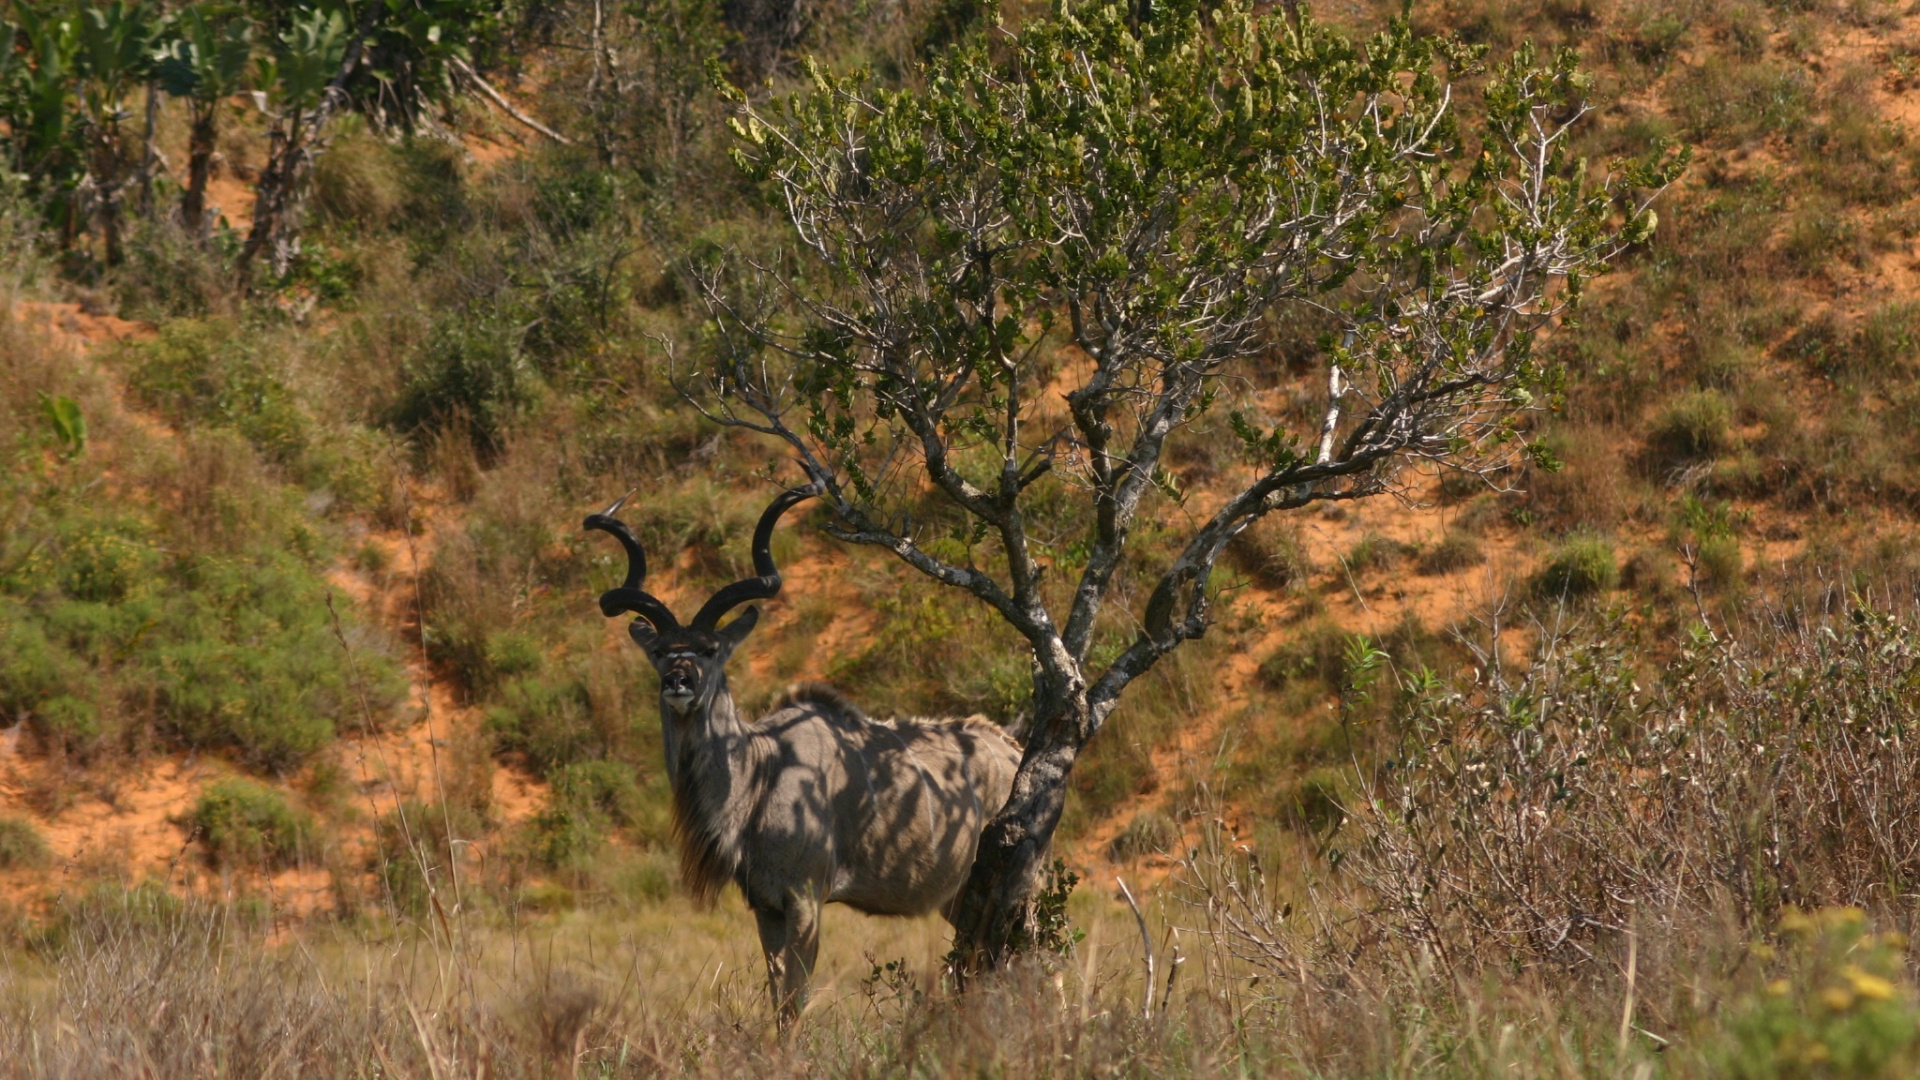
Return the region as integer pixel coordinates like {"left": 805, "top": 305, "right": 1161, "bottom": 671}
{"left": 0, "top": 298, "right": 549, "bottom": 923}
{"left": 0, "top": 284, "right": 1554, "bottom": 916}
{"left": 0, "top": 93, "right": 567, "bottom": 922}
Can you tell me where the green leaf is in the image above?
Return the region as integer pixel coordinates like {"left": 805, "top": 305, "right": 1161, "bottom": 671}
{"left": 37, "top": 392, "right": 87, "bottom": 459}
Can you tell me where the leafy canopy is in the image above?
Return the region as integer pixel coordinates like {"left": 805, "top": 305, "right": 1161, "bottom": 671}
{"left": 699, "top": 0, "right": 1672, "bottom": 713}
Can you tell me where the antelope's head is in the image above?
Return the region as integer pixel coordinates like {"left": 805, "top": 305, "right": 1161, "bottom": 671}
{"left": 584, "top": 484, "right": 818, "bottom": 717}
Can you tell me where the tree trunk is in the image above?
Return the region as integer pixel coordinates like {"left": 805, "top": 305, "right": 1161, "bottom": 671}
{"left": 238, "top": 118, "right": 308, "bottom": 282}
{"left": 91, "top": 125, "right": 125, "bottom": 266}
{"left": 948, "top": 687, "right": 1092, "bottom": 969}
{"left": 135, "top": 85, "right": 161, "bottom": 221}
{"left": 100, "top": 181, "right": 123, "bottom": 266}
{"left": 182, "top": 113, "right": 217, "bottom": 242}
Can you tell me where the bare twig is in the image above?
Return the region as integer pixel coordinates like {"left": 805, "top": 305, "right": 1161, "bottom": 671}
{"left": 453, "top": 57, "right": 573, "bottom": 145}
{"left": 1116, "top": 876, "right": 1155, "bottom": 1020}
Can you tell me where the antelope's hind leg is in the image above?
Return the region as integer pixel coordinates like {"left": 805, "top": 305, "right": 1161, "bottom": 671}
{"left": 754, "top": 894, "right": 822, "bottom": 1027}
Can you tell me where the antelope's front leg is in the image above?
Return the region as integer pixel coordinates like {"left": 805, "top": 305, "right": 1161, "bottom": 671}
{"left": 754, "top": 892, "right": 821, "bottom": 1027}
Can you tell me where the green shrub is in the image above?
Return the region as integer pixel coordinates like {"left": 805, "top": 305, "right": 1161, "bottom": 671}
{"left": 392, "top": 311, "right": 540, "bottom": 455}
{"left": 112, "top": 220, "right": 229, "bottom": 319}
{"left": 0, "top": 816, "right": 51, "bottom": 870}
{"left": 1417, "top": 531, "right": 1484, "bottom": 575}
{"left": 1107, "top": 809, "right": 1180, "bottom": 862}
{"left": 486, "top": 676, "right": 597, "bottom": 775}
{"left": 1696, "top": 534, "right": 1746, "bottom": 593}
{"left": 1622, "top": 547, "right": 1673, "bottom": 595}
{"left": 395, "top": 136, "right": 474, "bottom": 251}
{"left": 1258, "top": 622, "right": 1352, "bottom": 691}
{"left": 192, "top": 778, "right": 311, "bottom": 869}
{"left": 1533, "top": 535, "right": 1619, "bottom": 599}
{"left": 831, "top": 578, "right": 1035, "bottom": 723}
{"left": 310, "top": 120, "right": 404, "bottom": 233}
{"left": 1648, "top": 389, "right": 1735, "bottom": 468}
{"left": 1670, "top": 55, "right": 1810, "bottom": 143}
{"left": 551, "top": 760, "right": 646, "bottom": 829}
{"left": 148, "top": 550, "right": 404, "bottom": 771}
{"left": 484, "top": 632, "right": 544, "bottom": 685}
{"left": 36, "top": 695, "right": 101, "bottom": 750}
{"left": 612, "top": 852, "right": 673, "bottom": 905}
{"left": 122, "top": 320, "right": 310, "bottom": 467}
{"left": 1435, "top": 470, "right": 1485, "bottom": 504}
{"left": 523, "top": 802, "right": 605, "bottom": 874}
{"left": 1276, "top": 766, "right": 1346, "bottom": 836}
{"left": 1852, "top": 302, "right": 1920, "bottom": 378}
{"left": 1632, "top": 12, "right": 1689, "bottom": 63}
{"left": 1342, "top": 532, "right": 1409, "bottom": 576}
{"left": 1779, "top": 205, "right": 1859, "bottom": 276}
{"left": 55, "top": 521, "right": 162, "bottom": 604}
{"left": 0, "top": 609, "right": 87, "bottom": 723}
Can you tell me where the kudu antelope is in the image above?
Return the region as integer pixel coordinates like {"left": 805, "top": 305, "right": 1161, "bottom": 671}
{"left": 584, "top": 484, "right": 1022, "bottom": 1021}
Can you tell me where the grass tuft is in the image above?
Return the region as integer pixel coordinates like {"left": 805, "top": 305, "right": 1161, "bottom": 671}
{"left": 0, "top": 816, "right": 51, "bottom": 870}
{"left": 1534, "top": 534, "right": 1619, "bottom": 599}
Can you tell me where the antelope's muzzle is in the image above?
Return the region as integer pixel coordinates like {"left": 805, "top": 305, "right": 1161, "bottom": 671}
{"left": 661, "top": 666, "right": 698, "bottom": 712}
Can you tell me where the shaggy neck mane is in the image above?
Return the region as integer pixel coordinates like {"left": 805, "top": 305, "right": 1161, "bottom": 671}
{"left": 666, "top": 677, "right": 763, "bottom": 904}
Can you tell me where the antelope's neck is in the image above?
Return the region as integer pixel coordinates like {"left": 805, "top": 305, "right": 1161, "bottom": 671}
{"left": 664, "top": 676, "right": 765, "bottom": 881}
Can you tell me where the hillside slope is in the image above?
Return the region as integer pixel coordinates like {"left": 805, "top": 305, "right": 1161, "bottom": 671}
{"left": 5, "top": 0, "right": 1920, "bottom": 923}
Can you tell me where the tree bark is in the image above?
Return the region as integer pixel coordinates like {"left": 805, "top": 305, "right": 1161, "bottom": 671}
{"left": 135, "top": 86, "right": 162, "bottom": 221}
{"left": 182, "top": 113, "right": 216, "bottom": 242}
{"left": 238, "top": 118, "right": 306, "bottom": 278}
{"left": 949, "top": 686, "right": 1091, "bottom": 968}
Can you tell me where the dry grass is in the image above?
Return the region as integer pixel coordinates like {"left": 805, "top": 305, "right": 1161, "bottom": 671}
{"left": 5, "top": 812, "right": 1920, "bottom": 1080}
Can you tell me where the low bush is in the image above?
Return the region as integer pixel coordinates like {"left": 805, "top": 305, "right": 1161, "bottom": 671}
{"left": 1258, "top": 621, "right": 1353, "bottom": 692}
{"left": 1351, "top": 601, "right": 1920, "bottom": 972}
{"left": 1693, "top": 534, "right": 1745, "bottom": 593}
{"left": 486, "top": 675, "right": 599, "bottom": 776}
{"left": 0, "top": 816, "right": 51, "bottom": 870}
{"left": 1228, "top": 519, "right": 1315, "bottom": 590}
{"left": 550, "top": 760, "right": 646, "bottom": 831}
{"left": 1107, "top": 809, "right": 1181, "bottom": 863}
{"left": 391, "top": 310, "right": 541, "bottom": 456}
{"left": 122, "top": 320, "right": 311, "bottom": 469}
{"left": 192, "top": 778, "right": 311, "bottom": 869}
{"left": 0, "top": 505, "right": 403, "bottom": 769}
{"left": 1647, "top": 389, "right": 1735, "bottom": 470}
{"left": 1341, "top": 533, "right": 1410, "bottom": 576}
{"left": 1533, "top": 534, "right": 1619, "bottom": 599}
{"left": 1417, "top": 531, "right": 1484, "bottom": 575}
{"left": 521, "top": 802, "right": 605, "bottom": 875}
{"left": 1710, "top": 908, "right": 1920, "bottom": 1079}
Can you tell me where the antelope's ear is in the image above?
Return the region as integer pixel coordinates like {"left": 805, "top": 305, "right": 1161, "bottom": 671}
{"left": 718, "top": 606, "right": 761, "bottom": 647}
{"left": 628, "top": 619, "right": 658, "bottom": 648}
